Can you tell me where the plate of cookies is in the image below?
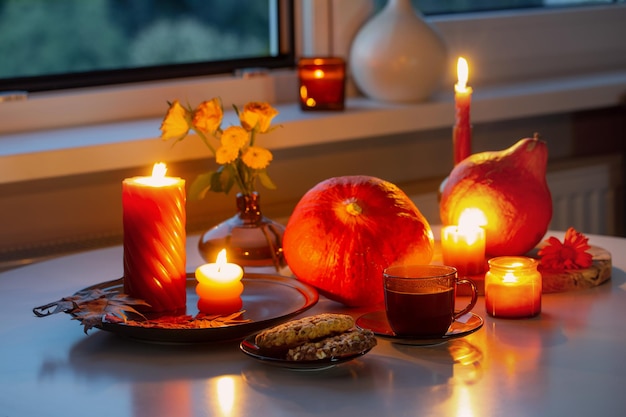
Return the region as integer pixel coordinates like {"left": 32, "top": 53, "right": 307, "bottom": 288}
{"left": 240, "top": 313, "right": 378, "bottom": 370}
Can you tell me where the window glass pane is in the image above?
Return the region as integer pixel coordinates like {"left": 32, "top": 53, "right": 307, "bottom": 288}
{"left": 0, "top": 0, "right": 293, "bottom": 91}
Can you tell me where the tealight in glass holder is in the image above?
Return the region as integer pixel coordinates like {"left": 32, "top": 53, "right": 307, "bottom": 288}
{"left": 485, "top": 256, "right": 542, "bottom": 319}
{"left": 298, "top": 57, "right": 345, "bottom": 111}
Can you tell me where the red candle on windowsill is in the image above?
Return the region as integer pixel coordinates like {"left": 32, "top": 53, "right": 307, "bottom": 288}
{"left": 298, "top": 57, "right": 345, "bottom": 111}
{"left": 123, "top": 162, "right": 186, "bottom": 315}
{"left": 454, "top": 57, "right": 472, "bottom": 165}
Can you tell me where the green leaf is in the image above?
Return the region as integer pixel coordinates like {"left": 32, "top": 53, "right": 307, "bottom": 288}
{"left": 189, "top": 172, "right": 215, "bottom": 200}
{"left": 210, "top": 168, "right": 227, "bottom": 193}
{"left": 221, "top": 168, "right": 236, "bottom": 194}
{"left": 258, "top": 170, "right": 277, "bottom": 190}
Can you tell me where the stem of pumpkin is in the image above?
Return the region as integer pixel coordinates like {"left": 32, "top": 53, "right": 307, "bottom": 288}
{"left": 345, "top": 201, "right": 363, "bottom": 216}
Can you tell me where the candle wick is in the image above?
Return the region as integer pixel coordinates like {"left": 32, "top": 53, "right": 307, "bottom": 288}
{"left": 217, "top": 266, "right": 221, "bottom": 273}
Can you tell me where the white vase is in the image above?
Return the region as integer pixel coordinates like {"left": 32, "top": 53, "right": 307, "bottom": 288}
{"left": 349, "top": 0, "right": 448, "bottom": 103}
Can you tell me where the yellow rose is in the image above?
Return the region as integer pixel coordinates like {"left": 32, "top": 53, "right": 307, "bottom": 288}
{"left": 239, "top": 102, "right": 278, "bottom": 133}
{"left": 193, "top": 98, "right": 223, "bottom": 134}
{"left": 215, "top": 145, "right": 239, "bottom": 165}
{"left": 221, "top": 126, "right": 249, "bottom": 150}
{"left": 242, "top": 146, "right": 273, "bottom": 169}
{"left": 160, "top": 100, "right": 189, "bottom": 140}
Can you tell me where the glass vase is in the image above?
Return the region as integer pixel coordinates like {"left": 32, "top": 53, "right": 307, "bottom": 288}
{"left": 198, "top": 192, "right": 286, "bottom": 273}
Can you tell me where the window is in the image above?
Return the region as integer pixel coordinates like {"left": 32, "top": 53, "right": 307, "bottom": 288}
{"left": 0, "top": 0, "right": 295, "bottom": 92}
{"left": 1, "top": 0, "right": 624, "bottom": 137}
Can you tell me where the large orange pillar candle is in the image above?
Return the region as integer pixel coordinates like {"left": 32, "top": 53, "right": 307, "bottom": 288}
{"left": 454, "top": 57, "right": 472, "bottom": 165}
{"left": 485, "top": 256, "right": 542, "bottom": 319}
{"left": 123, "top": 163, "right": 186, "bottom": 315}
{"left": 441, "top": 208, "right": 486, "bottom": 276}
{"left": 195, "top": 249, "right": 244, "bottom": 315}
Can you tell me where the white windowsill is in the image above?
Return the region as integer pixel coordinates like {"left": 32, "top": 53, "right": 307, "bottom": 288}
{"left": 1, "top": 69, "right": 625, "bottom": 185}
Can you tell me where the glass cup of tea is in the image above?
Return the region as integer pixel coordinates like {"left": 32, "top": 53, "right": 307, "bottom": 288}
{"left": 383, "top": 264, "right": 478, "bottom": 338}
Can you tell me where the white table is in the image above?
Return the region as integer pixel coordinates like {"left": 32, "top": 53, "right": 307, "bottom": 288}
{"left": 1, "top": 229, "right": 625, "bottom": 417}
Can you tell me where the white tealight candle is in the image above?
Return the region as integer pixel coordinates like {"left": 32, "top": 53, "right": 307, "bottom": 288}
{"left": 195, "top": 249, "right": 244, "bottom": 315}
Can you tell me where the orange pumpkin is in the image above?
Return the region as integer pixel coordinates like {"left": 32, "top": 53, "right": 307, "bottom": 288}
{"left": 283, "top": 175, "right": 434, "bottom": 307}
{"left": 439, "top": 137, "right": 552, "bottom": 256}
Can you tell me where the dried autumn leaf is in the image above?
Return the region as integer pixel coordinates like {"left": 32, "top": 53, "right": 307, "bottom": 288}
{"left": 35, "top": 289, "right": 251, "bottom": 333}
{"left": 34, "top": 289, "right": 150, "bottom": 334}
{"left": 126, "top": 310, "right": 251, "bottom": 329}
{"left": 71, "top": 293, "right": 149, "bottom": 334}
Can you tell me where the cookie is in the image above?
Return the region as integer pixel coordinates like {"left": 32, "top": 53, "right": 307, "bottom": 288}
{"left": 286, "top": 328, "right": 377, "bottom": 361}
{"left": 254, "top": 313, "right": 355, "bottom": 350}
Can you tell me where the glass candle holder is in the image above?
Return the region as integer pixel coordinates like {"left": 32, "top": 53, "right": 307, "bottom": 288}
{"left": 485, "top": 256, "right": 542, "bottom": 319}
{"left": 298, "top": 57, "right": 345, "bottom": 111}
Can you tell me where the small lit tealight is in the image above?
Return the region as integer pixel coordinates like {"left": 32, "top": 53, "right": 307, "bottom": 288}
{"left": 195, "top": 249, "right": 244, "bottom": 315}
{"left": 441, "top": 208, "right": 486, "bottom": 276}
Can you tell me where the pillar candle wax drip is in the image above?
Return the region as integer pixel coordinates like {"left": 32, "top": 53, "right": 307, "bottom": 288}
{"left": 195, "top": 249, "right": 244, "bottom": 315}
{"left": 454, "top": 57, "right": 472, "bottom": 165}
{"left": 123, "top": 163, "right": 186, "bottom": 315}
{"left": 485, "top": 256, "right": 542, "bottom": 319}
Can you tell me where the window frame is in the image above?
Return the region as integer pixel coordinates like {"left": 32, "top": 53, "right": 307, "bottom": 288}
{"left": 1, "top": 0, "right": 625, "bottom": 136}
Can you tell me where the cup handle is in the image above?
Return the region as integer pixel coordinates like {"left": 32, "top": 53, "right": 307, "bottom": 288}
{"left": 453, "top": 278, "right": 478, "bottom": 320}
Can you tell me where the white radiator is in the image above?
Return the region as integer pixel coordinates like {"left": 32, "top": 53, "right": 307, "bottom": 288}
{"left": 547, "top": 164, "right": 615, "bottom": 235}
{"left": 410, "top": 161, "right": 618, "bottom": 236}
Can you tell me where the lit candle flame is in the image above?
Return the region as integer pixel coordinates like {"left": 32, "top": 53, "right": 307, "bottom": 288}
{"left": 216, "top": 248, "right": 228, "bottom": 273}
{"left": 459, "top": 208, "right": 486, "bottom": 229}
{"left": 503, "top": 272, "right": 519, "bottom": 283}
{"left": 455, "top": 57, "right": 470, "bottom": 93}
{"left": 313, "top": 69, "right": 325, "bottom": 79}
{"left": 136, "top": 162, "right": 177, "bottom": 187}
{"left": 458, "top": 208, "right": 486, "bottom": 246}
{"left": 152, "top": 162, "right": 167, "bottom": 178}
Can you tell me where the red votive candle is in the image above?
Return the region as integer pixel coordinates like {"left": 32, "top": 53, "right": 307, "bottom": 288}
{"left": 298, "top": 57, "right": 345, "bottom": 111}
{"left": 485, "top": 256, "right": 542, "bottom": 319}
{"left": 454, "top": 57, "right": 472, "bottom": 165}
{"left": 123, "top": 163, "right": 186, "bottom": 315}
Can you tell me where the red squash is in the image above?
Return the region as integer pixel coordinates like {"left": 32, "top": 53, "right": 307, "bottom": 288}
{"left": 283, "top": 175, "right": 434, "bottom": 307}
{"left": 440, "top": 137, "right": 553, "bottom": 256}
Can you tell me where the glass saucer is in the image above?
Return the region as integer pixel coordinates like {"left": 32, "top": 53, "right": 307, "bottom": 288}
{"left": 356, "top": 310, "right": 483, "bottom": 346}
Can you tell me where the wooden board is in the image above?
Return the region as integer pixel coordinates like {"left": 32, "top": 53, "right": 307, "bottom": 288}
{"left": 529, "top": 245, "right": 612, "bottom": 293}
{"left": 433, "top": 243, "right": 612, "bottom": 295}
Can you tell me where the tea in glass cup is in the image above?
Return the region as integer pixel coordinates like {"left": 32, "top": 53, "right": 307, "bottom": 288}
{"left": 383, "top": 265, "right": 478, "bottom": 337}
